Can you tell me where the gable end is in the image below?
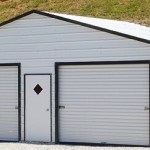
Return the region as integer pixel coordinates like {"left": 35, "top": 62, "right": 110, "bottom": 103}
{"left": 0, "top": 10, "right": 150, "bottom": 44}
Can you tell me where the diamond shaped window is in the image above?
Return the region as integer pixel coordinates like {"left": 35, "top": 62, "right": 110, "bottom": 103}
{"left": 34, "top": 84, "right": 43, "bottom": 95}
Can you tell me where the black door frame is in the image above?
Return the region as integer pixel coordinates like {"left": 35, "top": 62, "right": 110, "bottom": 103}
{"left": 55, "top": 60, "right": 150, "bottom": 147}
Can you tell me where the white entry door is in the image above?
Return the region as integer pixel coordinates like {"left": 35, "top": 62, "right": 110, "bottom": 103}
{"left": 25, "top": 74, "right": 51, "bottom": 142}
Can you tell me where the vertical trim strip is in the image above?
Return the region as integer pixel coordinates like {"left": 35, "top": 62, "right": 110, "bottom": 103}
{"left": 18, "top": 64, "right": 21, "bottom": 141}
{"left": 24, "top": 75, "right": 26, "bottom": 141}
{"left": 55, "top": 64, "right": 59, "bottom": 143}
{"left": 149, "top": 64, "right": 150, "bottom": 146}
{"left": 50, "top": 74, "right": 52, "bottom": 142}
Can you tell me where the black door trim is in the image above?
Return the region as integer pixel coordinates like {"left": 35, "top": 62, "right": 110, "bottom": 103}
{"left": 0, "top": 63, "right": 21, "bottom": 142}
{"left": 55, "top": 60, "right": 150, "bottom": 147}
{"left": 24, "top": 73, "right": 52, "bottom": 142}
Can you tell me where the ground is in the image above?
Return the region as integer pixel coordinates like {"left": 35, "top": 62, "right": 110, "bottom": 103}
{"left": 0, "top": 142, "right": 149, "bottom": 150}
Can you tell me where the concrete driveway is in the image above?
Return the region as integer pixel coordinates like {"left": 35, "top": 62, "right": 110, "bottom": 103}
{"left": 0, "top": 142, "right": 149, "bottom": 150}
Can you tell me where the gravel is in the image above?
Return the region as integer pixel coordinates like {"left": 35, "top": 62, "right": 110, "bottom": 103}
{"left": 0, "top": 142, "right": 149, "bottom": 150}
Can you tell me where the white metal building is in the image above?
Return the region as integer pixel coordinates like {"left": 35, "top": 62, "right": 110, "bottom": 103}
{"left": 0, "top": 10, "right": 150, "bottom": 146}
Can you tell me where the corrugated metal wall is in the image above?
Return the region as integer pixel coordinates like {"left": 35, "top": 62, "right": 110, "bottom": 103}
{"left": 0, "top": 66, "right": 18, "bottom": 141}
{"left": 0, "top": 13, "right": 150, "bottom": 142}
{"left": 58, "top": 64, "right": 149, "bottom": 145}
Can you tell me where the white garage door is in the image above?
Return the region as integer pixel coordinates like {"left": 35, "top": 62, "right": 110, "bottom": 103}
{"left": 58, "top": 63, "right": 149, "bottom": 146}
{"left": 0, "top": 66, "right": 19, "bottom": 141}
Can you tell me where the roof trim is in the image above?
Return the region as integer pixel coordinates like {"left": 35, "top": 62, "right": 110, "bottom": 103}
{"left": 0, "top": 10, "right": 150, "bottom": 44}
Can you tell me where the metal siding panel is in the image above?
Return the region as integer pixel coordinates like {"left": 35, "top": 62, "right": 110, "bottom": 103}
{"left": 58, "top": 64, "right": 149, "bottom": 145}
{"left": 0, "top": 32, "right": 123, "bottom": 44}
{"left": 0, "top": 40, "right": 148, "bottom": 52}
{"left": 0, "top": 24, "right": 96, "bottom": 37}
{"left": 1, "top": 18, "right": 69, "bottom": 29}
{"left": 0, "top": 66, "right": 18, "bottom": 141}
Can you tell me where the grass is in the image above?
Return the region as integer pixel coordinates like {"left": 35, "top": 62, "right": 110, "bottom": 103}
{"left": 0, "top": 0, "right": 150, "bottom": 26}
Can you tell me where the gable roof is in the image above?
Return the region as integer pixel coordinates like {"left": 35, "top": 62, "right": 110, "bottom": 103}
{"left": 0, "top": 10, "right": 150, "bottom": 44}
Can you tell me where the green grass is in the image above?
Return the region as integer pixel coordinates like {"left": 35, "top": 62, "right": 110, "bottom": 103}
{"left": 0, "top": 0, "right": 150, "bottom": 26}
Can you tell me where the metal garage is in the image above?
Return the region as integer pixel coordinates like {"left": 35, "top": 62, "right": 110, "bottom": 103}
{"left": 0, "top": 10, "right": 150, "bottom": 146}
{"left": 0, "top": 64, "right": 20, "bottom": 141}
{"left": 56, "top": 61, "right": 149, "bottom": 146}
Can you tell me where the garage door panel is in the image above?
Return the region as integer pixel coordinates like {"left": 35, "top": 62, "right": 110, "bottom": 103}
{"left": 59, "top": 116, "right": 149, "bottom": 122}
{"left": 60, "top": 135, "right": 149, "bottom": 146}
{"left": 59, "top": 91, "right": 148, "bottom": 96}
{"left": 59, "top": 100, "right": 148, "bottom": 104}
{"left": 0, "top": 127, "right": 18, "bottom": 132}
{"left": 59, "top": 102, "right": 148, "bottom": 108}
{"left": 0, "top": 133, "right": 18, "bottom": 137}
{"left": 59, "top": 64, "right": 147, "bottom": 69}
{"left": 59, "top": 122, "right": 149, "bottom": 128}
{"left": 0, "top": 134, "right": 18, "bottom": 140}
{"left": 58, "top": 63, "right": 149, "bottom": 146}
{"left": 0, "top": 66, "right": 18, "bottom": 141}
{"left": 60, "top": 136, "right": 149, "bottom": 146}
{"left": 0, "top": 122, "right": 18, "bottom": 125}
{"left": 60, "top": 130, "right": 148, "bottom": 137}
{"left": 59, "top": 70, "right": 148, "bottom": 75}
{"left": 60, "top": 111, "right": 148, "bottom": 116}
{"left": 60, "top": 85, "right": 148, "bottom": 89}
{"left": 0, "top": 119, "right": 18, "bottom": 122}
{"left": 59, "top": 76, "right": 148, "bottom": 81}
{"left": 60, "top": 96, "right": 148, "bottom": 100}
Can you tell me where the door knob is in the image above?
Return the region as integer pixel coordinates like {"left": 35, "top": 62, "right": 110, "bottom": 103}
{"left": 46, "top": 109, "right": 49, "bottom": 111}
{"left": 144, "top": 107, "right": 149, "bottom": 110}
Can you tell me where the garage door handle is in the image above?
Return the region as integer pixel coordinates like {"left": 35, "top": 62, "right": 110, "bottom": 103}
{"left": 58, "top": 106, "right": 65, "bottom": 109}
{"left": 15, "top": 106, "right": 18, "bottom": 109}
{"left": 144, "top": 107, "right": 149, "bottom": 110}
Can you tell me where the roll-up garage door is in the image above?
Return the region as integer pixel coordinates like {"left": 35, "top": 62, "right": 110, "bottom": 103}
{"left": 0, "top": 65, "right": 19, "bottom": 141}
{"left": 57, "top": 63, "right": 149, "bottom": 146}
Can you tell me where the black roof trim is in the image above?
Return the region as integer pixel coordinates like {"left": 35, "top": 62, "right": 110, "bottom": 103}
{"left": 0, "top": 10, "right": 35, "bottom": 27}
{"left": 0, "top": 10, "right": 150, "bottom": 44}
